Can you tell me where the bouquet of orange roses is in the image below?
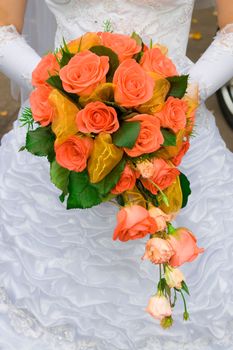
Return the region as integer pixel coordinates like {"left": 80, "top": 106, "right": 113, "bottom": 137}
{"left": 20, "top": 30, "right": 203, "bottom": 328}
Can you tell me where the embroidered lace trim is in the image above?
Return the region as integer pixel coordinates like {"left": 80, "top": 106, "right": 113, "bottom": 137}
{"left": 213, "top": 23, "right": 233, "bottom": 55}
{"left": 0, "top": 25, "right": 22, "bottom": 47}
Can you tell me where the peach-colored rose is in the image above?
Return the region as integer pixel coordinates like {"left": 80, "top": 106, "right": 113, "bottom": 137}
{"left": 140, "top": 47, "right": 177, "bottom": 78}
{"left": 142, "top": 237, "right": 174, "bottom": 264}
{"left": 141, "top": 158, "right": 180, "bottom": 195}
{"left": 30, "top": 86, "right": 54, "bottom": 126}
{"left": 136, "top": 160, "right": 155, "bottom": 179}
{"left": 165, "top": 266, "right": 184, "bottom": 289}
{"left": 59, "top": 51, "right": 109, "bottom": 96}
{"left": 146, "top": 294, "right": 172, "bottom": 320}
{"left": 168, "top": 228, "right": 204, "bottom": 267}
{"left": 113, "top": 205, "right": 157, "bottom": 242}
{"left": 111, "top": 164, "right": 137, "bottom": 194}
{"left": 124, "top": 114, "right": 164, "bottom": 157}
{"left": 32, "top": 53, "right": 60, "bottom": 87}
{"left": 171, "top": 140, "right": 190, "bottom": 166}
{"left": 55, "top": 135, "right": 93, "bottom": 172}
{"left": 148, "top": 206, "right": 171, "bottom": 231}
{"left": 157, "top": 97, "right": 188, "bottom": 133}
{"left": 99, "top": 32, "right": 141, "bottom": 62}
{"left": 76, "top": 101, "right": 119, "bottom": 134}
{"left": 113, "top": 59, "right": 154, "bottom": 107}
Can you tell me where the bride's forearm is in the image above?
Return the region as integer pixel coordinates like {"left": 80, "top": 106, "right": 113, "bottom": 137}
{"left": 0, "top": 24, "right": 40, "bottom": 93}
{"left": 188, "top": 23, "right": 233, "bottom": 101}
{"left": 188, "top": 1, "right": 233, "bottom": 101}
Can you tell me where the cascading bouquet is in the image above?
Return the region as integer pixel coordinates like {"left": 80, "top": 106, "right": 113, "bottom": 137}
{"left": 20, "top": 30, "right": 204, "bottom": 328}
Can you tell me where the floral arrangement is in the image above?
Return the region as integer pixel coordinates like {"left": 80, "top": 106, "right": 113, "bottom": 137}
{"left": 20, "top": 30, "right": 203, "bottom": 328}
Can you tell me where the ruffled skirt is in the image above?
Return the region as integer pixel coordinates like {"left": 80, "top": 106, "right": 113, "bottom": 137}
{"left": 0, "top": 103, "right": 233, "bottom": 350}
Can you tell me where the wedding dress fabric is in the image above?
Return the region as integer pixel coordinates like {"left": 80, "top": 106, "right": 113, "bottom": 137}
{"left": 0, "top": 1, "right": 233, "bottom": 349}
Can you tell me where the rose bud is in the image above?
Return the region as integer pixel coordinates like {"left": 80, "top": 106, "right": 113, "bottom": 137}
{"left": 165, "top": 266, "right": 185, "bottom": 289}
{"left": 146, "top": 294, "right": 172, "bottom": 320}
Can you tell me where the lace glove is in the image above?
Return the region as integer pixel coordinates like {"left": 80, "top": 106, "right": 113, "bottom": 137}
{"left": 0, "top": 25, "right": 41, "bottom": 93}
{"left": 188, "top": 24, "right": 233, "bottom": 101}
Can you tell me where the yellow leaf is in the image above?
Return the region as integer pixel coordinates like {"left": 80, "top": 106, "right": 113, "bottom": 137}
{"left": 136, "top": 79, "right": 170, "bottom": 114}
{"left": 67, "top": 32, "right": 102, "bottom": 54}
{"left": 123, "top": 187, "right": 147, "bottom": 208}
{"left": 79, "top": 83, "right": 114, "bottom": 107}
{"left": 155, "top": 130, "right": 185, "bottom": 160}
{"left": 152, "top": 43, "right": 168, "bottom": 55}
{"left": 157, "top": 176, "right": 182, "bottom": 214}
{"left": 88, "top": 133, "right": 123, "bottom": 183}
{"left": 49, "top": 89, "right": 79, "bottom": 145}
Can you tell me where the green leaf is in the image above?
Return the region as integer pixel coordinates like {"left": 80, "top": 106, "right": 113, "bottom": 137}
{"left": 67, "top": 171, "right": 102, "bottom": 209}
{"left": 59, "top": 50, "right": 74, "bottom": 67}
{"left": 166, "top": 75, "right": 188, "bottom": 99}
{"left": 92, "top": 158, "right": 126, "bottom": 196}
{"left": 131, "top": 32, "right": 142, "bottom": 47}
{"left": 116, "top": 194, "right": 124, "bottom": 206}
{"left": 181, "top": 281, "right": 190, "bottom": 296}
{"left": 18, "top": 146, "right": 26, "bottom": 152}
{"left": 50, "top": 160, "right": 70, "bottom": 194}
{"left": 59, "top": 192, "right": 66, "bottom": 203}
{"left": 47, "top": 75, "right": 64, "bottom": 91}
{"left": 89, "top": 45, "right": 119, "bottom": 82}
{"left": 112, "top": 121, "right": 140, "bottom": 149}
{"left": 25, "top": 126, "right": 55, "bottom": 161}
{"left": 179, "top": 172, "right": 191, "bottom": 208}
{"left": 19, "top": 107, "right": 34, "bottom": 131}
{"left": 158, "top": 278, "right": 166, "bottom": 293}
{"left": 161, "top": 128, "right": 177, "bottom": 147}
{"left": 46, "top": 75, "right": 80, "bottom": 105}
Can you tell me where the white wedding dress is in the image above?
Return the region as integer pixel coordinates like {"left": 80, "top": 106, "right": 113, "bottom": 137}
{"left": 0, "top": 1, "right": 233, "bottom": 349}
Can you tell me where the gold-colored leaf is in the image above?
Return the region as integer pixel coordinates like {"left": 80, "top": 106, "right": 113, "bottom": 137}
{"left": 157, "top": 176, "right": 182, "bottom": 214}
{"left": 136, "top": 79, "right": 170, "bottom": 114}
{"left": 88, "top": 133, "right": 123, "bottom": 183}
{"left": 49, "top": 89, "right": 79, "bottom": 145}
{"left": 123, "top": 187, "right": 147, "bottom": 208}
{"left": 79, "top": 83, "right": 114, "bottom": 107}
{"left": 155, "top": 130, "right": 185, "bottom": 160}
{"left": 67, "top": 32, "right": 102, "bottom": 54}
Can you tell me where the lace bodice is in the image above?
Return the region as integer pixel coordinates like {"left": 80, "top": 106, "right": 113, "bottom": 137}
{"left": 45, "top": 0, "right": 194, "bottom": 69}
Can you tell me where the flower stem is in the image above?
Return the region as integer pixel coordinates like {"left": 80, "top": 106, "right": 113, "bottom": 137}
{"left": 147, "top": 179, "right": 169, "bottom": 207}
{"left": 180, "top": 289, "right": 189, "bottom": 320}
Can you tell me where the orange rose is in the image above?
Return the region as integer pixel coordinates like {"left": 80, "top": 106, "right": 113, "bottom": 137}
{"left": 140, "top": 47, "right": 177, "bottom": 78}
{"left": 124, "top": 114, "right": 164, "bottom": 157}
{"left": 171, "top": 140, "right": 190, "bottom": 166}
{"left": 113, "top": 59, "right": 154, "bottom": 107}
{"left": 111, "top": 164, "right": 137, "bottom": 194}
{"left": 32, "top": 53, "right": 60, "bottom": 87}
{"left": 157, "top": 97, "right": 188, "bottom": 133}
{"left": 30, "top": 86, "right": 54, "bottom": 126}
{"left": 55, "top": 135, "right": 93, "bottom": 172}
{"left": 168, "top": 228, "right": 204, "bottom": 267}
{"left": 141, "top": 158, "right": 180, "bottom": 195}
{"left": 113, "top": 205, "right": 157, "bottom": 242}
{"left": 142, "top": 238, "right": 174, "bottom": 264}
{"left": 59, "top": 51, "right": 109, "bottom": 96}
{"left": 76, "top": 101, "right": 119, "bottom": 134}
{"left": 99, "top": 32, "right": 141, "bottom": 62}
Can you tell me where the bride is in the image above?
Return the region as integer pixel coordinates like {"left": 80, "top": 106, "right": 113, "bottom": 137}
{"left": 0, "top": 0, "right": 233, "bottom": 349}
